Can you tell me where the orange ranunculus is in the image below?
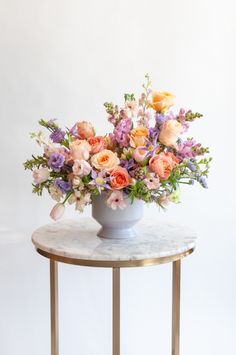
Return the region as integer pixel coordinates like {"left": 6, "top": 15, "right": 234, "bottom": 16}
{"left": 149, "top": 152, "right": 179, "bottom": 180}
{"left": 87, "top": 136, "right": 105, "bottom": 154}
{"left": 130, "top": 126, "right": 148, "bottom": 147}
{"left": 149, "top": 91, "right": 175, "bottom": 113}
{"left": 76, "top": 121, "right": 95, "bottom": 139}
{"left": 91, "top": 149, "right": 120, "bottom": 171}
{"left": 110, "top": 167, "right": 131, "bottom": 190}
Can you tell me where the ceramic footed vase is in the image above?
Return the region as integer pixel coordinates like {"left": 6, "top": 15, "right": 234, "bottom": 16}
{"left": 92, "top": 193, "right": 144, "bottom": 239}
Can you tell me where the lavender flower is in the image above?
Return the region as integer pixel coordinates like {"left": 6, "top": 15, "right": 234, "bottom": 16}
{"left": 50, "top": 128, "right": 65, "bottom": 143}
{"left": 48, "top": 153, "right": 65, "bottom": 172}
{"left": 155, "top": 113, "right": 167, "bottom": 126}
{"left": 114, "top": 118, "right": 132, "bottom": 147}
{"left": 47, "top": 119, "right": 58, "bottom": 128}
{"left": 148, "top": 127, "right": 159, "bottom": 142}
{"left": 187, "top": 161, "right": 197, "bottom": 172}
{"left": 120, "top": 159, "right": 136, "bottom": 171}
{"left": 55, "top": 178, "right": 72, "bottom": 193}
{"left": 70, "top": 123, "right": 79, "bottom": 138}
{"left": 199, "top": 176, "right": 208, "bottom": 188}
{"left": 177, "top": 108, "right": 189, "bottom": 132}
{"left": 177, "top": 139, "right": 197, "bottom": 160}
{"left": 89, "top": 170, "right": 111, "bottom": 192}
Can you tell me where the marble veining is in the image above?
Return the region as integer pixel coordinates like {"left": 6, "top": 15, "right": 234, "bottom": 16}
{"left": 32, "top": 217, "right": 197, "bottom": 262}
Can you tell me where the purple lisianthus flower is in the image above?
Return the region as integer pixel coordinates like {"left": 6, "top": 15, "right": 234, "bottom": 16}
{"left": 120, "top": 159, "right": 136, "bottom": 171}
{"left": 114, "top": 118, "right": 132, "bottom": 148}
{"left": 50, "top": 128, "right": 65, "bottom": 143}
{"left": 48, "top": 153, "right": 65, "bottom": 172}
{"left": 55, "top": 178, "right": 72, "bottom": 193}
{"left": 148, "top": 127, "right": 159, "bottom": 142}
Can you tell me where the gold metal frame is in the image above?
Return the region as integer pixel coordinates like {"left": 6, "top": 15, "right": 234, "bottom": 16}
{"left": 172, "top": 260, "right": 181, "bottom": 355}
{"left": 45, "top": 248, "right": 192, "bottom": 355}
{"left": 37, "top": 247, "right": 194, "bottom": 268}
{"left": 50, "top": 260, "right": 59, "bottom": 355}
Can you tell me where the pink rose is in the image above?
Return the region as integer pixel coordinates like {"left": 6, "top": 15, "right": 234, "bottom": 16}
{"left": 50, "top": 203, "right": 65, "bottom": 221}
{"left": 87, "top": 136, "right": 105, "bottom": 153}
{"left": 72, "top": 160, "right": 92, "bottom": 177}
{"left": 70, "top": 140, "right": 91, "bottom": 161}
{"left": 132, "top": 146, "right": 148, "bottom": 163}
{"left": 33, "top": 167, "right": 50, "bottom": 184}
{"left": 159, "top": 120, "right": 182, "bottom": 149}
{"left": 76, "top": 121, "right": 95, "bottom": 139}
{"left": 149, "top": 152, "right": 179, "bottom": 180}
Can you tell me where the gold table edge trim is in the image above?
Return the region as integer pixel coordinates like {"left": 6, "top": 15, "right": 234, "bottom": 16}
{"left": 36, "top": 247, "right": 195, "bottom": 268}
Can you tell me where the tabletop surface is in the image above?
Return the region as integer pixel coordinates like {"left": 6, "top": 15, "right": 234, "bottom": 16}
{"left": 32, "top": 218, "right": 197, "bottom": 267}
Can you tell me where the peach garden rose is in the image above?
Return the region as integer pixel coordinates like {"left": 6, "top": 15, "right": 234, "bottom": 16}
{"left": 70, "top": 140, "right": 91, "bottom": 161}
{"left": 149, "top": 91, "right": 175, "bottom": 113}
{"left": 159, "top": 119, "right": 182, "bottom": 149}
{"left": 76, "top": 121, "right": 95, "bottom": 139}
{"left": 91, "top": 149, "right": 120, "bottom": 171}
{"left": 110, "top": 167, "right": 131, "bottom": 190}
{"left": 130, "top": 126, "right": 148, "bottom": 147}
{"left": 149, "top": 152, "right": 179, "bottom": 180}
{"left": 87, "top": 136, "right": 106, "bottom": 153}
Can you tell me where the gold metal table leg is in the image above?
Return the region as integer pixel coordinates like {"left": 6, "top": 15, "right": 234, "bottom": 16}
{"left": 50, "top": 260, "right": 59, "bottom": 355}
{"left": 113, "top": 267, "right": 120, "bottom": 355}
{"left": 172, "top": 260, "right": 181, "bottom": 355}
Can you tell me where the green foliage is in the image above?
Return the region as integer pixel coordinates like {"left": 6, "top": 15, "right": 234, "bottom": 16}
{"left": 185, "top": 111, "right": 203, "bottom": 122}
{"left": 38, "top": 118, "right": 58, "bottom": 131}
{"left": 23, "top": 155, "right": 48, "bottom": 170}
{"left": 128, "top": 181, "right": 150, "bottom": 203}
{"left": 124, "top": 93, "right": 135, "bottom": 102}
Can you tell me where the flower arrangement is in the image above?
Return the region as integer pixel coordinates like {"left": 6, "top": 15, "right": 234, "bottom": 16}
{"left": 24, "top": 75, "right": 211, "bottom": 220}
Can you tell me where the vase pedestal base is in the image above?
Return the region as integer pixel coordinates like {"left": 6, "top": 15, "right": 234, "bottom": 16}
{"left": 97, "top": 227, "right": 138, "bottom": 239}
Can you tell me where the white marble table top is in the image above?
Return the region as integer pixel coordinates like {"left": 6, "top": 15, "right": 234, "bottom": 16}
{"left": 32, "top": 218, "right": 196, "bottom": 267}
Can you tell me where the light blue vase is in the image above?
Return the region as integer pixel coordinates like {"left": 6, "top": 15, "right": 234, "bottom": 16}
{"left": 92, "top": 193, "right": 144, "bottom": 239}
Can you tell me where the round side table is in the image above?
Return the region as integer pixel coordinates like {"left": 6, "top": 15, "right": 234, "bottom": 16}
{"left": 32, "top": 218, "right": 196, "bottom": 355}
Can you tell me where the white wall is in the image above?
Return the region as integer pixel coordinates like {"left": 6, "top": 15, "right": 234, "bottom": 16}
{"left": 0, "top": 0, "right": 235, "bottom": 354}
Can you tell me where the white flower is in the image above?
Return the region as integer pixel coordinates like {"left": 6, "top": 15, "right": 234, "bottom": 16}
{"left": 33, "top": 167, "right": 50, "bottom": 184}
{"left": 72, "top": 160, "right": 92, "bottom": 177}
{"left": 72, "top": 176, "right": 84, "bottom": 189}
{"left": 144, "top": 173, "right": 160, "bottom": 190}
{"left": 107, "top": 191, "right": 126, "bottom": 210}
{"left": 49, "top": 185, "right": 63, "bottom": 202}
{"left": 68, "top": 191, "right": 91, "bottom": 212}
